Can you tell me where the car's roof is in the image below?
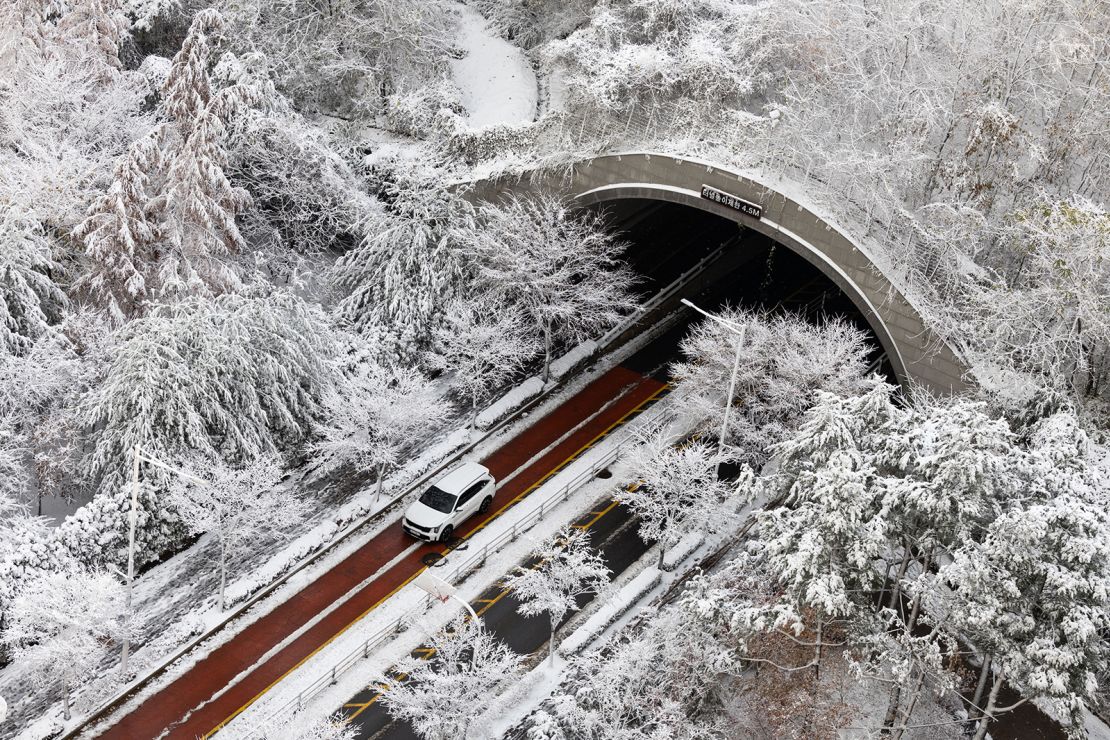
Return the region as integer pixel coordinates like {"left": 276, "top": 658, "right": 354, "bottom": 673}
{"left": 434, "top": 462, "right": 491, "bottom": 495}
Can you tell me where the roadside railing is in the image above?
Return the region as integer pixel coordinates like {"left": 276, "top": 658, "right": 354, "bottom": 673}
{"left": 596, "top": 240, "right": 728, "bottom": 350}
{"left": 237, "top": 404, "right": 674, "bottom": 738}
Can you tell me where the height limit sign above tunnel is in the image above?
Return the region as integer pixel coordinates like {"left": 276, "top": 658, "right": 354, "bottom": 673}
{"left": 701, "top": 184, "right": 762, "bottom": 220}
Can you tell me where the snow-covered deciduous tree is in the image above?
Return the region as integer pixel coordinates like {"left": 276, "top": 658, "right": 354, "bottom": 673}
{"left": 379, "top": 617, "right": 523, "bottom": 740}
{"left": 167, "top": 455, "right": 308, "bottom": 611}
{"left": 618, "top": 427, "right": 733, "bottom": 566}
{"left": 468, "top": 193, "right": 638, "bottom": 382}
{"left": 312, "top": 341, "right": 452, "bottom": 500}
{"left": 503, "top": 526, "right": 610, "bottom": 664}
{"left": 221, "top": 0, "right": 457, "bottom": 122}
{"left": 332, "top": 185, "right": 475, "bottom": 359}
{"left": 0, "top": 209, "right": 66, "bottom": 356}
{"left": 426, "top": 300, "right": 538, "bottom": 427}
{"left": 546, "top": 598, "right": 727, "bottom": 739}
{"left": 1, "top": 568, "right": 131, "bottom": 719}
{"left": 669, "top": 308, "right": 870, "bottom": 466}
{"left": 72, "top": 127, "right": 167, "bottom": 324}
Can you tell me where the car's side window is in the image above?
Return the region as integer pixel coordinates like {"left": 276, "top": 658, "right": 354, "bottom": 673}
{"left": 457, "top": 481, "right": 483, "bottom": 509}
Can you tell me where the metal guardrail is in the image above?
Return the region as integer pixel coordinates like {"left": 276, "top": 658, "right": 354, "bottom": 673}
{"left": 595, "top": 241, "right": 727, "bottom": 350}
{"left": 238, "top": 404, "right": 674, "bottom": 737}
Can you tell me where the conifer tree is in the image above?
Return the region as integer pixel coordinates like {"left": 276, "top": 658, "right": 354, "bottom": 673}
{"left": 73, "top": 127, "right": 167, "bottom": 324}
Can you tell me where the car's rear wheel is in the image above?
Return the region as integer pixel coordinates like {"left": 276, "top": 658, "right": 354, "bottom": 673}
{"left": 479, "top": 496, "right": 493, "bottom": 514}
{"left": 439, "top": 524, "right": 454, "bottom": 543}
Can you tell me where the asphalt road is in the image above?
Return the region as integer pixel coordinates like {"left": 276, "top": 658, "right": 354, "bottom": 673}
{"left": 337, "top": 497, "right": 649, "bottom": 739}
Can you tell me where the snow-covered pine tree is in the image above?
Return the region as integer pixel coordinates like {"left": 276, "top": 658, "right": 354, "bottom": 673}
{"left": 56, "top": 0, "right": 129, "bottom": 78}
{"left": 468, "top": 192, "right": 638, "bottom": 382}
{"left": 744, "top": 449, "right": 886, "bottom": 677}
{"left": 502, "top": 526, "right": 610, "bottom": 664}
{"left": 73, "top": 126, "right": 167, "bottom": 324}
{"left": 161, "top": 9, "right": 220, "bottom": 137}
{"left": 157, "top": 9, "right": 257, "bottom": 301}
{"left": 945, "top": 494, "right": 1110, "bottom": 737}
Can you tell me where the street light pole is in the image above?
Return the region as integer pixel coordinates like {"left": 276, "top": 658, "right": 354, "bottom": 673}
{"left": 449, "top": 594, "right": 481, "bottom": 672}
{"left": 680, "top": 299, "right": 747, "bottom": 477}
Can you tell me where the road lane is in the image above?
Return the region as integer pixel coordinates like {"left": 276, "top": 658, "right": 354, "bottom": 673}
{"left": 338, "top": 497, "right": 650, "bottom": 740}
{"left": 93, "top": 366, "right": 665, "bottom": 740}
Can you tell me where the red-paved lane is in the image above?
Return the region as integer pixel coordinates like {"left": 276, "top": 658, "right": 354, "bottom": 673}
{"left": 95, "top": 365, "right": 663, "bottom": 740}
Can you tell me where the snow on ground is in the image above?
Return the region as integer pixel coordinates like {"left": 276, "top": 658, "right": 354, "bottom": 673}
{"left": 449, "top": 2, "right": 537, "bottom": 129}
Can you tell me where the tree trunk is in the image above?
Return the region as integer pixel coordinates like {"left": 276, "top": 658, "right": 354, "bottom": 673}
{"left": 218, "top": 541, "right": 228, "bottom": 612}
{"left": 887, "top": 545, "right": 912, "bottom": 611}
{"left": 968, "top": 654, "right": 993, "bottom": 726}
{"left": 63, "top": 684, "right": 71, "bottom": 721}
{"left": 549, "top": 617, "right": 558, "bottom": 666}
{"left": 375, "top": 462, "right": 386, "bottom": 502}
{"left": 892, "top": 666, "right": 928, "bottom": 740}
{"left": 972, "top": 666, "right": 1006, "bottom": 740}
{"left": 470, "top": 397, "right": 479, "bottom": 430}
{"left": 882, "top": 680, "right": 903, "bottom": 736}
{"left": 814, "top": 620, "right": 823, "bottom": 683}
{"left": 541, "top": 322, "right": 553, "bottom": 384}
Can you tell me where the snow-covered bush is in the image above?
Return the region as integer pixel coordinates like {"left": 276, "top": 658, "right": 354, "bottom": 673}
{"left": 384, "top": 80, "right": 465, "bottom": 140}
{"left": 474, "top": 0, "right": 597, "bottom": 48}
{"left": 443, "top": 120, "right": 540, "bottom": 165}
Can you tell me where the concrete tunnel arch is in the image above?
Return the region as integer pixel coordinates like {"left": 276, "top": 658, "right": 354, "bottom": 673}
{"left": 558, "top": 152, "right": 970, "bottom": 396}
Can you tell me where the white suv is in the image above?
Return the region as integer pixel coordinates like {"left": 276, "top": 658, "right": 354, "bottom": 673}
{"left": 402, "top": 462, "right": 496, "bottom": 542}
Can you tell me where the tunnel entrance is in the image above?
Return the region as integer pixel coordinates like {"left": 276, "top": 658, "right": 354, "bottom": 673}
{"left": 590, "top": 198, "right": 895, "bottom": 384}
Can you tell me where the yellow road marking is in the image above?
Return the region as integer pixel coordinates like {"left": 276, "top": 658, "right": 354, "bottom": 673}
{"left": 207, "top": 381, "right": 670, "bottom": 737}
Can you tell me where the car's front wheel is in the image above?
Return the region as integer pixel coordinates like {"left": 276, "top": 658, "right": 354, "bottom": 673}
{"left": 478, "top": 496, "right": 493, "bottom": 514}
{"left": 439, "top": 524, "right": 454, "bottom": 543}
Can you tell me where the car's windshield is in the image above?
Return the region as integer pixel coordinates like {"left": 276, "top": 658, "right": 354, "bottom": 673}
{"left": 419, "top": 485, "right": 457, "bottom": 514}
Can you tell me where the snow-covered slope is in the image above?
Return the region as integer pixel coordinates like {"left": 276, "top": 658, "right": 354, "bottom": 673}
{"left": 450, "top": 3, "right": 537, "bottom": 128}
